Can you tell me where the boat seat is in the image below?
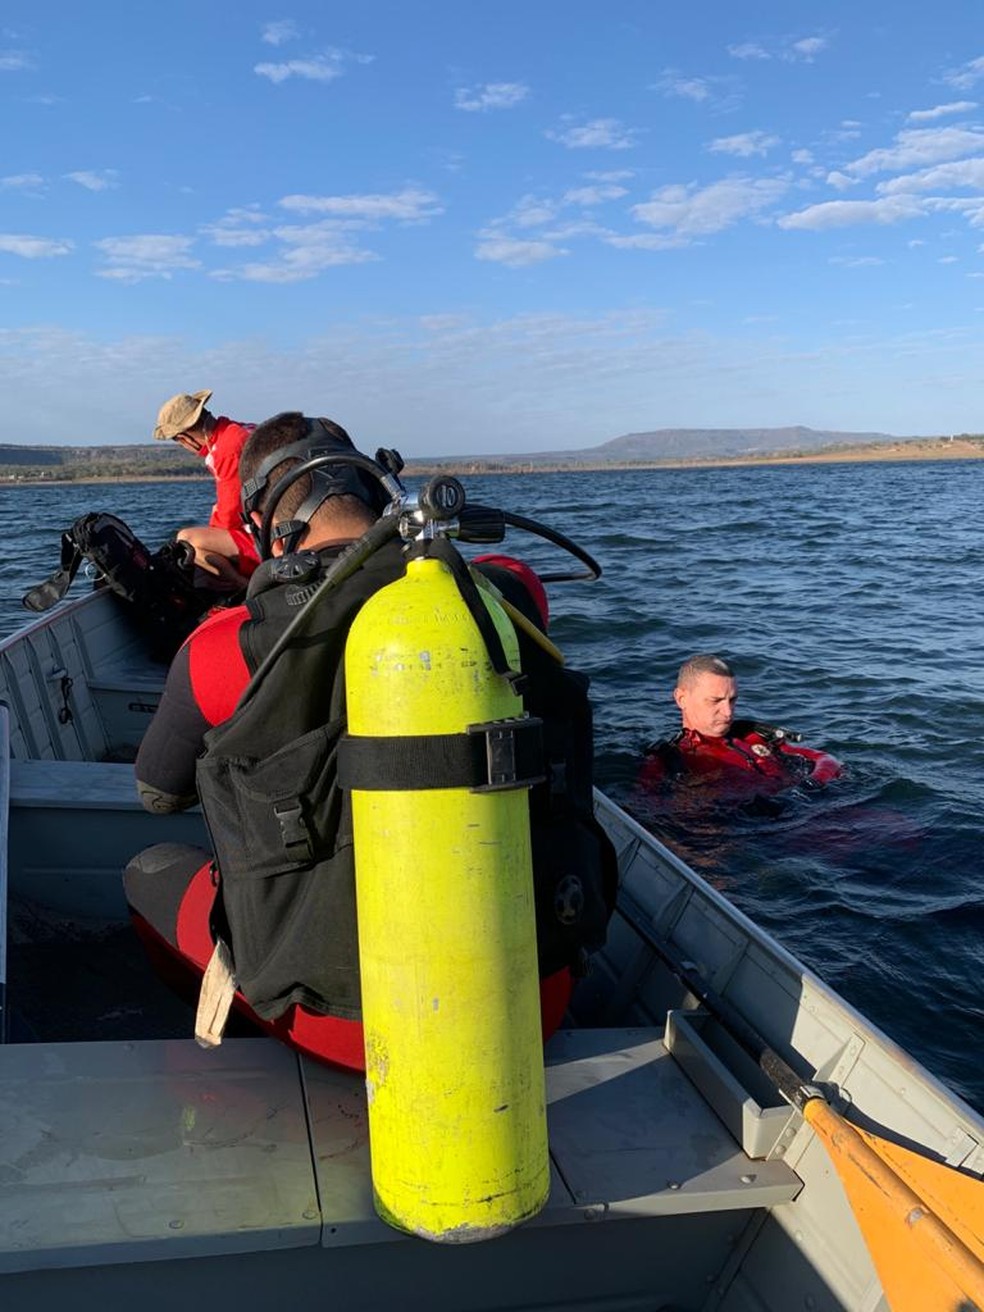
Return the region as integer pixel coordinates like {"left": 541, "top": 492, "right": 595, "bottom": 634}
{"left": 0, "top": 1038, "right": 320, "bottom": 1274}
{"left": 0, "top": 1028, "right": 802, "bottom": 1282}
{"left": 9, "top": 759, "right": 147, "bottom": 810}
{"left": 6, "top": 760, "right": 207, "bottom": 921}
{"left": 308, "top": 1026, "right": 803, "bottom": 1245}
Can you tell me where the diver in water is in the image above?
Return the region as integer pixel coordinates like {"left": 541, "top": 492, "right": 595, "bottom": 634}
{"left": 639, "top": 653, "right": 842, "bottom": 797}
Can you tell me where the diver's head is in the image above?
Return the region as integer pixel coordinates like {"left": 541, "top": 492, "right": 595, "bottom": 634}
{"left": 239, "top": 411, "right": 380, "bottom": 556}
{"left": 153, "top": 389, "right": 215, "bottom": 452}
{"left": 674, "top": 653, "right": 738, "bottom": 739}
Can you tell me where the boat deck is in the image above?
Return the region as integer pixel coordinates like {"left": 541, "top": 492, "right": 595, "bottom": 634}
{"left": 0, "top": 1026, "right": 801, "bottom": 1309}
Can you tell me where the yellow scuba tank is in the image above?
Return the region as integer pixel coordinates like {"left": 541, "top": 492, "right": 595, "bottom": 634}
{"left": 342, "top": 549, "right": 550, "bottom": 1243}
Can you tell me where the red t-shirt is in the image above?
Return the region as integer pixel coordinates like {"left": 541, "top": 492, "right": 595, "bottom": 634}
{"left": 199, "top": 417, "right": 259, "bottom": 568}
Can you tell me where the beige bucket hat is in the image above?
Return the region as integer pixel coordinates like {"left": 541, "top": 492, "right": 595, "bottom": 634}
{"left": 153, "top": 389, "right": 213, "bottom": 440}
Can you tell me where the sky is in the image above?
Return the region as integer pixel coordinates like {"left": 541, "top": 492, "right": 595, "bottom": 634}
{"left": 3, "top": 2, "right": 984, "bottom": 455}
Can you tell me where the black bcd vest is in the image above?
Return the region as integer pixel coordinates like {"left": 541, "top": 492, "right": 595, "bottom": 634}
{"left": 195, "top": 542, "right": 617, "bottom": 1023}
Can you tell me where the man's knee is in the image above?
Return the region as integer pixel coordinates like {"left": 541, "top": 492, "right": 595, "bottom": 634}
{"left": 124, "top": 843, "right": 209, "bottom": 947}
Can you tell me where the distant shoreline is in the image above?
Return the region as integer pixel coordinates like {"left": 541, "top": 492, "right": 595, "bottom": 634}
{"left": 0, "top": 437, "right": 981, "bottom": 486}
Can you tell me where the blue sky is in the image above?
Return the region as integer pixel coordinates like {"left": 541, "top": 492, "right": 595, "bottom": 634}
{"left": 3, "top": 3, "right": 984, "bottom": 454}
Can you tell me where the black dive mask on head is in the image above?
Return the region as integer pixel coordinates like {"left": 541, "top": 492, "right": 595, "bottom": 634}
{"left": 240, "top": 418, "right": 405, "bottom": 559}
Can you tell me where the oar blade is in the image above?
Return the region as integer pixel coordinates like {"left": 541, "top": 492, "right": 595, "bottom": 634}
{"left": 854, "top": 1123, "right": 984, "bottom": 1264}
{"left": 805, "top": 1099, "right": 984, "bottom": 1312}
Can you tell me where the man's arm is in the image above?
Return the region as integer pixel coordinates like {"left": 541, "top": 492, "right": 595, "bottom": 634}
{"left": 135, "top": 643, "right": 210, "bottom": 812}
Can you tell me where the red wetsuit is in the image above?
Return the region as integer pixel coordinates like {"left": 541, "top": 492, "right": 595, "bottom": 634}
{"left": 131, "top": 547, "right": 574, "bottom": 1069}
{"left": 640, "top": 722, "right": 842, "bottom": 794}
{"left": 198, "top": 416, "right": 259, "bottom": 573}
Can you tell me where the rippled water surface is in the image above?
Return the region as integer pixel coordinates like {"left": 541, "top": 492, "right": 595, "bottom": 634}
{"left": 2, "top": 463, "right": 983, "bottom": 1112}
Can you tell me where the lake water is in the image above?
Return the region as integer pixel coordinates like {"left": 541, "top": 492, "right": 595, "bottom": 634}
{"left": 2, "top": 461, "right": 982, "bottom": 1113}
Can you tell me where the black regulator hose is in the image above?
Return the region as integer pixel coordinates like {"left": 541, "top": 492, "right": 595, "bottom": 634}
{"left": 462, "top": 506, "right": 602, "bottom": 583}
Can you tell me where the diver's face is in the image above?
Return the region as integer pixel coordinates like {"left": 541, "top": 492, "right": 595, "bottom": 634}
{"left": 675, "top": 673, "right": 738, "bottom": 738}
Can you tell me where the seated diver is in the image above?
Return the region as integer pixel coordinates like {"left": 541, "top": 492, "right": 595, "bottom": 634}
{"left": 126, "top": 411, "right": 613, "bottom": 1069}
{"left": 152, "top": 388, "right": 259, "bottom": 591}
{"left": 639, "top": 652, "right": 842, "bottom": 796}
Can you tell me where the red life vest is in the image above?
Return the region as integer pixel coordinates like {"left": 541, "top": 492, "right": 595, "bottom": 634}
{"left": 640, "top": 721, "right": 842, "bottom": 794}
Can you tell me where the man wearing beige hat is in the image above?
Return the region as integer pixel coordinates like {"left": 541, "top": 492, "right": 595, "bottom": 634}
{"left": 153, "top": 389, "right": 260, "bottom": 582}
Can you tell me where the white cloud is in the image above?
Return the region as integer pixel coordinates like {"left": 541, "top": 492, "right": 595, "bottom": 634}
{"left": 223, "top": 222, "right": 378, "bottom": 282}
{"left": 474, "top": 237, "right": 566, "bottom": 267}
{"left": 944, "top": 197, "right": 984, "bottom": 228}
{"left": 202, "top": 191, "right": 441, "bottom": 281}
{"left": 261, "top": 20, "right": 299, "bottom": 46}
{"left": 202, "top": 227, "right": 269, "bottom": 248}
{"left": 778, "top": 196, "right": 926, "bottom": 230}
{"left": 708, "top": 131, "right": 780, "bottom": 158}
{"left": 545, "top": 117, "right": 640, "bottom": 150}
{"left": 828, "top": 255, "right": 884, "bottom": 267}
{"left": 277, "top": 187, "right": 442, "bottom": 222}
{"left": 93, "top": 234, "right": 200, "bottom": 281}
{"left": 1, "top": 173, "right": 44, "bottom": 191}
{"left": 454, "top": 82, "right": 528, "bottom": 112}
{"left": 843, "top": 127, "right": 984, "bottom": 178}
{"left": 0, "top": 233, "right": 72, "bottom": 258}
{"left": 604, "top": 232, "right": 687, "bottom": 251}
{"left": 65, "top": 169, "right": 119, "bottom": 192}
{"left": 563, "top": 184, "right": 628, "bottom": 206}
{"left": 254, "top": 47, "right": 372, "bottom": 84}
{"left": 787, "top": 36, "right": 829, "bottom": 62}
{"left": 632, "top": 176, "right": 789, "bottom": 237}
{"left": 254, "top": 55, "right": 341, "bottom": 83}
{"left": 651, "top": 68, "right": 741, "bottom": 112}
{"left": 504, "top": 196, "right": 558, "bottom": 228}
{"left": 826, "top": 170, "right": 856, "bottom": 190}
{"left": 938, "top": 255, "right": 959, "bottom": 264}
{"left": 201, "top": 206, "right": 270, "bottom": 246}
{"left": 877, "top": 157, "right": 984, "bottom": 195}
{"left": 584, "top": 169, "right": 635, "bottom": 182}
{"left": 0, "top": 50, "right": 32, "bottom": 72}
{"left": 728, "top": 42, "right": 769, "bottom": 60}
{"left": 791, "top": 148, "right": 814, "bottom": 165}
{"left": 654, "top": 72, "right": 711, "bottom": 103}
{"left": 908, "top": 102, "right": 977, "bottom": 123}
{"left": 944, "top": 55, "right": 984, "bottom": 91}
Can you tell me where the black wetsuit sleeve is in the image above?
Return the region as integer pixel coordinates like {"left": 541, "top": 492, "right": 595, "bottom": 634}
{"left": 135, "top": 642, "right": 210, "bottom": 813}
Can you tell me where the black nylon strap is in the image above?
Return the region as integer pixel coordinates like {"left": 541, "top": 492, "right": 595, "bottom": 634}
{"left": 21, "top": 531, "right": 83, "bottom": 612}
{"left": 339, "top": 716, "right": 544, "bottom": 793}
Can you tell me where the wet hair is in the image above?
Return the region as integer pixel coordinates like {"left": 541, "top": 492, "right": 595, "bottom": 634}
{"left": 239, "top": 411, "right": 371, "bottom": 523}
{"left": 676, "top": 653, "right": 735, "bottom": 689}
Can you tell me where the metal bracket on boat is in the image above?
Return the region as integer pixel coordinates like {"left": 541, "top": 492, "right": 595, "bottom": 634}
{"left": 48, "top": 667, "right": 74, "bottom": 725}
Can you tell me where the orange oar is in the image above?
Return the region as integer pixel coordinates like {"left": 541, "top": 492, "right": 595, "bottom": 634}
{"left": 803, "top": 1096, "right": 984, "bottom": 1312}
{"left": 642, "top": 926, "right": 984, "bottom": 1312}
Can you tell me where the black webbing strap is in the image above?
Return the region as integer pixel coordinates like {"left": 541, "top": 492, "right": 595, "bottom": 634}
{"left": 338, "top": 716, "right": 544, "bottom": 793}
{"left": 22, "top": 531, "right": 84, "bottom": 612}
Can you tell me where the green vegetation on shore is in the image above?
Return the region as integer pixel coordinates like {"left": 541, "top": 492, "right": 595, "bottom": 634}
{"left": 0, "top": 433, "right": 982, "bottom": 484}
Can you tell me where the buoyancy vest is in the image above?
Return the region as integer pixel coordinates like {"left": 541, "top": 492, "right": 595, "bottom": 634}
{"left": 642, "top": 720, "right": 842, "bottom": 790}
{"left": 195, "top": 540, "right": 616, "bottom": 1024}
{"left": 195, "top": 539, "right": 409, "bottom": 1022}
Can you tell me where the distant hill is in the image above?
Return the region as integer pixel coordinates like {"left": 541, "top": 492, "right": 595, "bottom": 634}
{"left": 0, "top": 442, "right": 200, "bottom": 480}
{"left": 420, "top": 425, "right": 923, "bottom": 467}
{"left": 587, "top": 425, "right": 908, "bottom": 461}
{"left": 0, "top": 426, "right": 980, "bottom": 483}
